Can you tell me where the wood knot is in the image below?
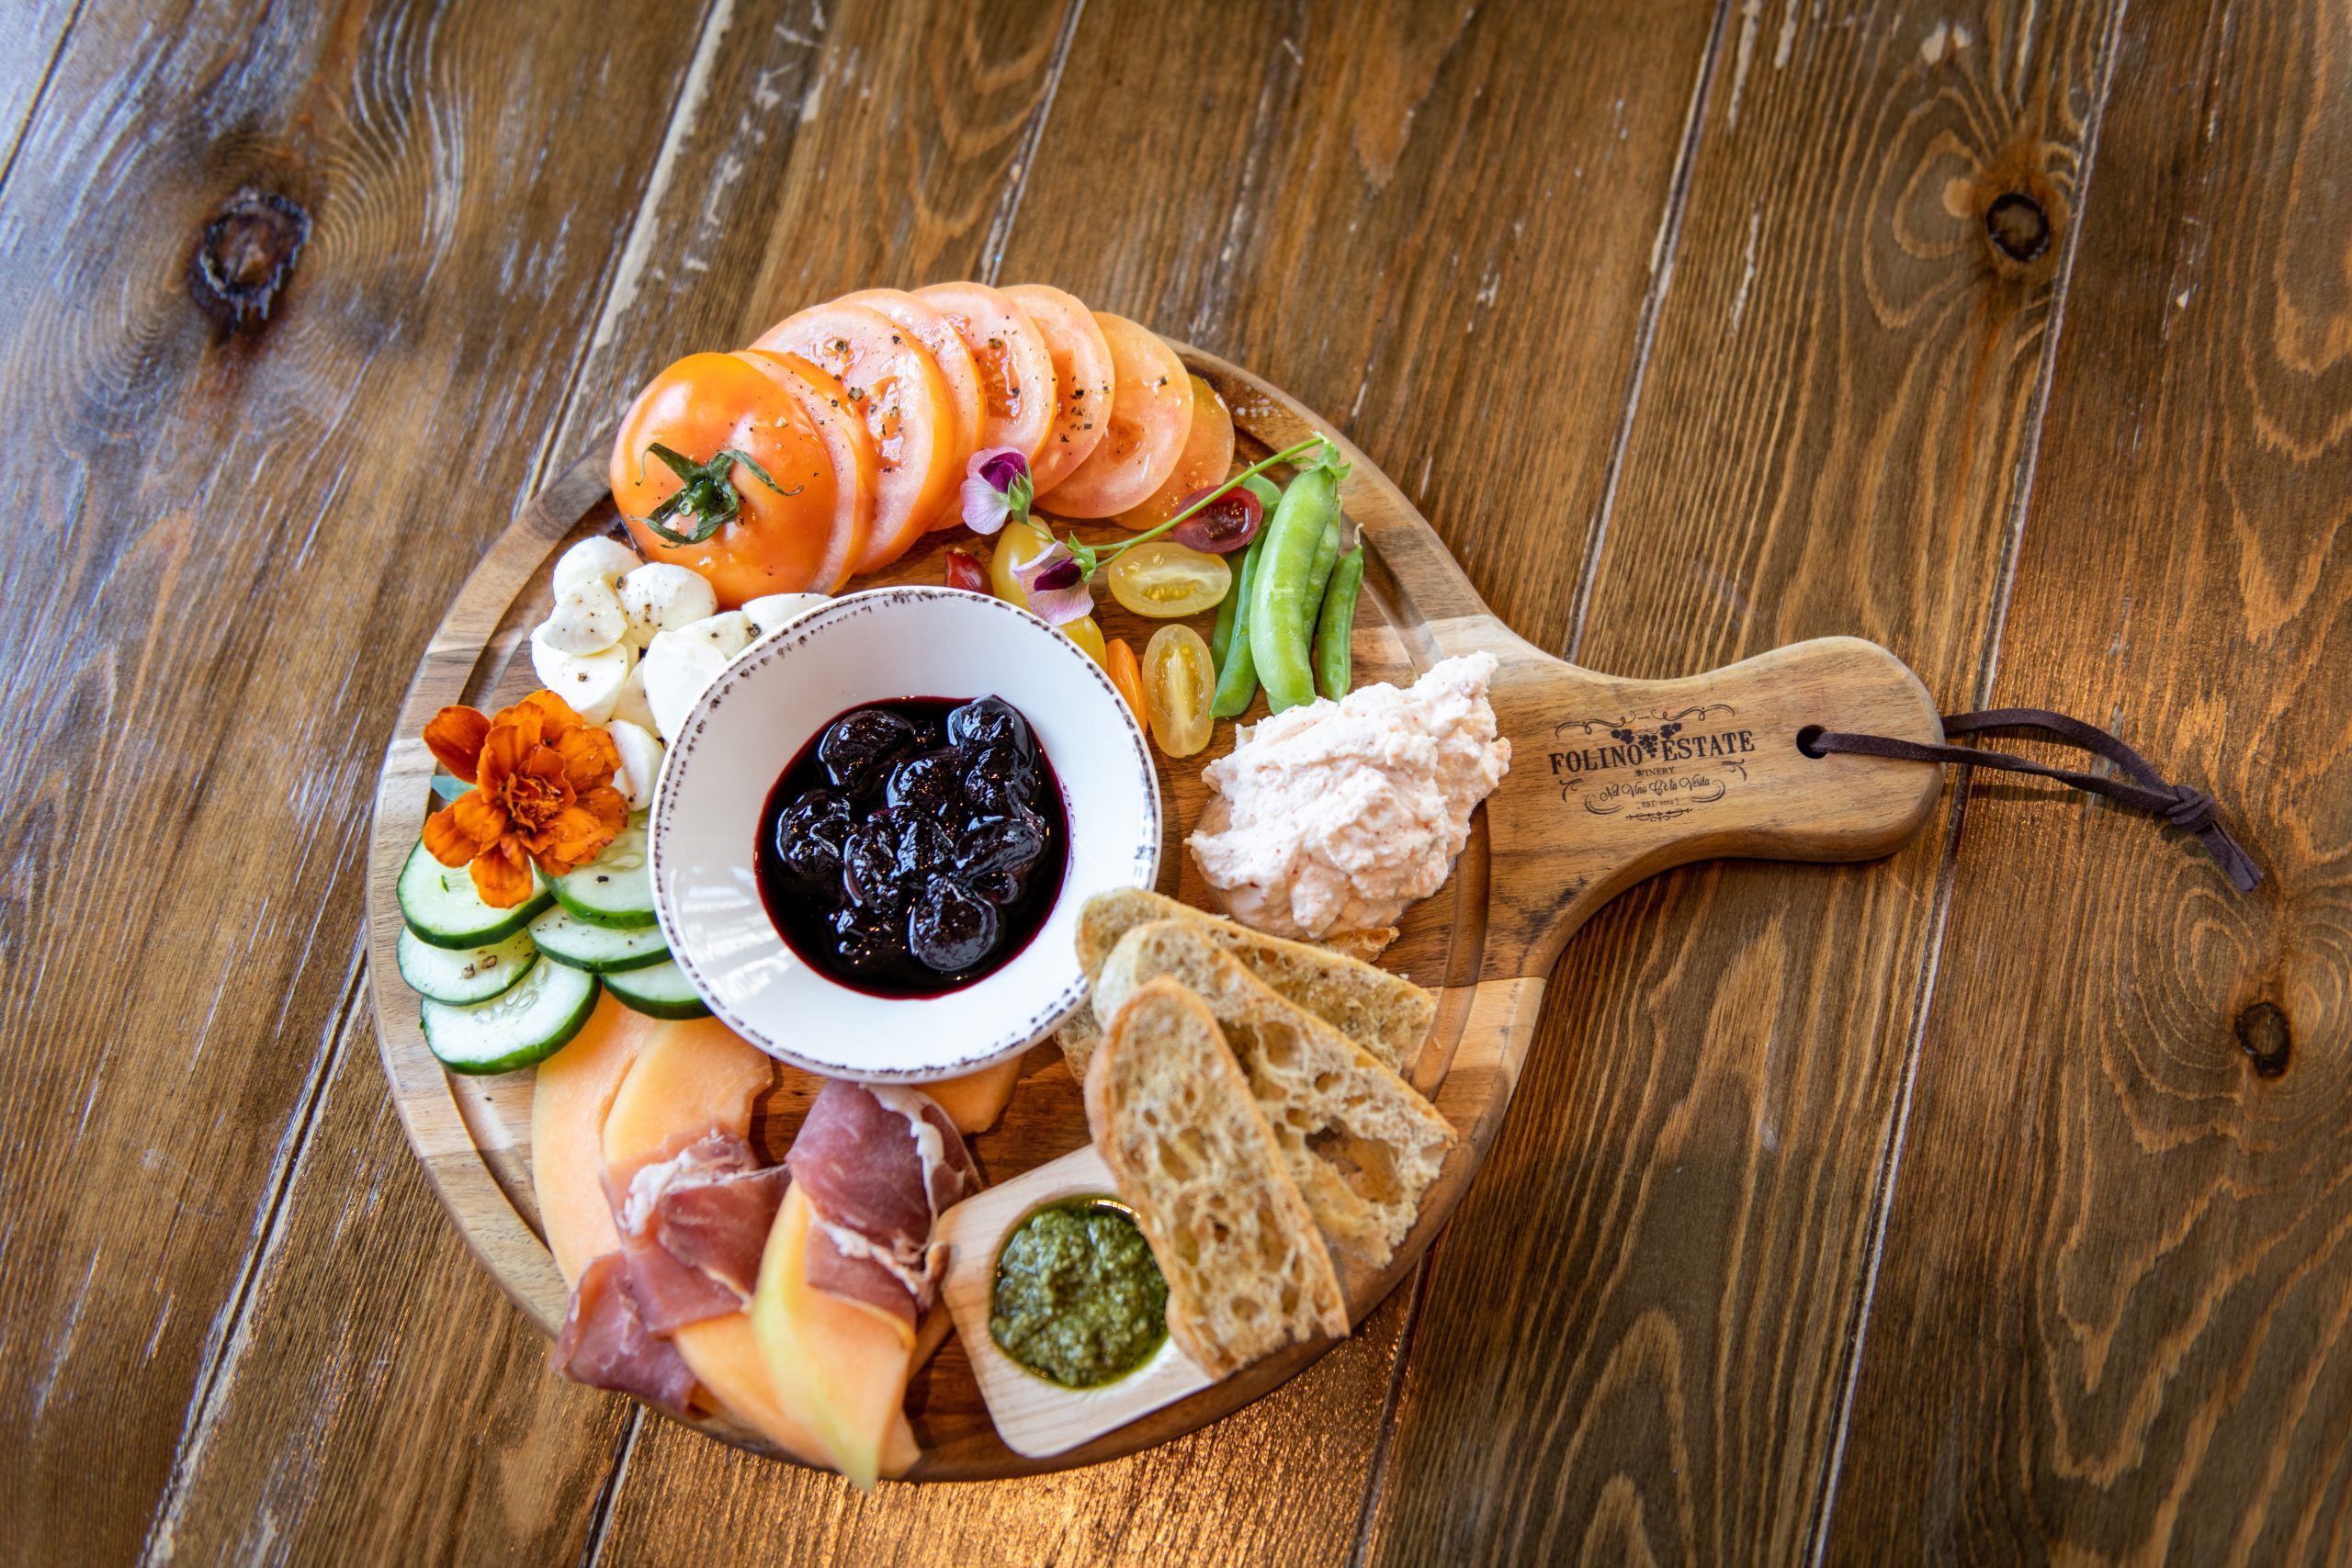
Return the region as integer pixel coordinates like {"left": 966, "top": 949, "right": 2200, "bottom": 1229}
{"left": 2234, "top": 1001, "right": 2291, "bottom": 1079}
{"left": 191, "top": 188, "right": 310, "bottom": 332}
{"left": 1984, "top": 192, "right": 2051, "bottom": 264}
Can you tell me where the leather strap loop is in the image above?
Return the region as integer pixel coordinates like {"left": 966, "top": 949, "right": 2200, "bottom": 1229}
{"left": 1807, "top": 709, "right": 2262, "bottom": 893}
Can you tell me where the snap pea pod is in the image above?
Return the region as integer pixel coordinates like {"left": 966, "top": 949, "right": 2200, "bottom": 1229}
{"left": 1247, "top": 463, "right": 1344, "bottom": 714}
{"left": 1210, "top": 526, "right": 1269, "bottom": 717}
{"left": 1238, "top": 471, "right": 1283, "bottom": 511}
{"left": 1208, "top": 474, "right": 1283, "bottom": 668}
{"left": 1313, "top": 545, "right": 1364, "bottom": 701}
{"left": 1303, "top": 513, "right": 1342, "bottom": 630}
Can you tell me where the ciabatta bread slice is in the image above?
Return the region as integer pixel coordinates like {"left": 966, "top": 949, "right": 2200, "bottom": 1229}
{"left": 1057, "top": 889, "right": 1435, "bottom": 1080}
{"left": 1091, "top": 921, "right": 1458, "bottom": 1269}
{"left": 1086, "top": 977, "right": 1348, "bottom": 1379}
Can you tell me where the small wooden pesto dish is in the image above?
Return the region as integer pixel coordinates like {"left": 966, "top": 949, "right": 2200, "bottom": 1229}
{"left": 936, "top": 1146, "right": 1215, "bottom": 1458}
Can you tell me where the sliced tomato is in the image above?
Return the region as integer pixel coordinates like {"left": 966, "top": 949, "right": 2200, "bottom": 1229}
{"left": 1045, "top": 314, "right": 1194, "bottom": 519}
{"left": 737, "top": 349, "right": 876, "bottom": 591}
{"left": 1111, "top": 373, "right": 1234, "bottom": 531}
{"left": 834, "top": 287, "right": 984, "bottom": 525}
{"left": 610, "top": 351, "right": 858, "bottom": 605}
{"left": 1001, "top": 284, "right": 1114, "bottom": 496}
{"left": 911, "top": 282, "right": 1056, "bottom": 464}
{"left": 752, "top": 301, "right": 959, "bottom": 570}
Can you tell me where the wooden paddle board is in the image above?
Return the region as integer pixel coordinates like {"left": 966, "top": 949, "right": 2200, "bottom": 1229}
{"left": 364, "top": 345, "right": 1944, "bottom": 1478}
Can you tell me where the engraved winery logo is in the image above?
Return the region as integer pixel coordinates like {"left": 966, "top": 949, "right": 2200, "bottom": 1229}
{"left": 1548, "top": 704, "right": 1754, "bottom": 822}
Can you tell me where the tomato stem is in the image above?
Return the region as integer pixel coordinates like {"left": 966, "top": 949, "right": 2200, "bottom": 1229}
{"left": 633, "top": 443, "right": 787, "bottom": 546}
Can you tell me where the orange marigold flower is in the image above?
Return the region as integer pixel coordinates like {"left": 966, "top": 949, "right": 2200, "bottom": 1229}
{"left": 421, "top": 690, "right": 628, "bottom": 906}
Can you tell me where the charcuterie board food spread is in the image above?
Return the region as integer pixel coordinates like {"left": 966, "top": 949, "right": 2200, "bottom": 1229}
{"left": 368, "top": 282, "right": 1949, "bottom": 1482}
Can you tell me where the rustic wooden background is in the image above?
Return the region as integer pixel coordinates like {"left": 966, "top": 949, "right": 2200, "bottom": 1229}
{"left": 5, "top": 0, "right": 2345, "bottom": 1562}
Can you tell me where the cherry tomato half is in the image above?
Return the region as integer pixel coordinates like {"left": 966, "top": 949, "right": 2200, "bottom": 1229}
{"left": 1106, "top": 539, "right": 1230, "bottom": 619}
{"left": 944, "top": 547, "right": 989, "bottom": 594}
{"left": 1142, "top": 624, "right": 1215, "bottom": 757}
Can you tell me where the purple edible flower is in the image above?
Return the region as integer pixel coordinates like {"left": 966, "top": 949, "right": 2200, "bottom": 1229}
{"left": 1013, "top": 541, "right": 1094, "bottom": 626}
{"left": 960, "top": 446, "right": 1032, "bottom": 535}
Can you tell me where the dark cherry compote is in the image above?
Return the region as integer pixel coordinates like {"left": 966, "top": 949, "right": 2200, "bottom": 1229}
{"left": 756, "top": 695, "right": 1069, "bottom": 998}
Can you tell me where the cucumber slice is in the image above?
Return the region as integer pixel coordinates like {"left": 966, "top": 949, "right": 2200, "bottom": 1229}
{"left": 420, "top": 958, "right": 599, "bottom": 1075}
{"left": 605, "top": 959, "right": 710, "bottom": 1020}
{"left": 552, "top": 816, "right": 656, "bottom": 930}
{"left": 398, "top": 839, "right": 554, "bottom": 949}
{"left": 396, "top": 926, "right": 539, "bottom": 1004}
{"left": 529, "top": 904, "right": 670, "bottom": 973}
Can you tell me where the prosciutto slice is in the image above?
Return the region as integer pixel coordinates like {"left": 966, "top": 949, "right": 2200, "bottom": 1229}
{"left": 552, "top": 1252, "right": 696, "bottom": 1415}
{"left": 613, "top": 1131, "right": 789, "bottom": 1334}
{"left": 786, "top": 1082, "right": 978, "bottom": 1329}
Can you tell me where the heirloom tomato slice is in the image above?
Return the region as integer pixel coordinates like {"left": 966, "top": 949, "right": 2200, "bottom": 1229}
{"left": 752, "top": 300, "right": 959, "bottom": 570}
{"left": 1045, "top": 314, "right": 1194, "bottom": 519}
{"left": 1111, "top": 374, "right": 1234, "bottom": 531}
{"left": 912, "top": 282, "right": 1057, "bottom": 464}
{"left": 833, "top": 287, "right": 986, "bottom": 527}
{"left": 1001, "top": 284, "right": 1115, "bottom": 496}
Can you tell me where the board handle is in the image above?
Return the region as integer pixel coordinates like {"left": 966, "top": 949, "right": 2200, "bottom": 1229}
{"left": 1453, "top": 626, "right": 1946, "bottom": 979}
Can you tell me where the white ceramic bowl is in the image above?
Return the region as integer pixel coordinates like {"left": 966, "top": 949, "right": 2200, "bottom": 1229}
{"left": 649, "top": 586, "right": 1161, "bottom": 1080}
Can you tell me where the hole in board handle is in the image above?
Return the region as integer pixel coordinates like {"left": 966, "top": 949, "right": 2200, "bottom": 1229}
{"left": 1794, "top": 725, "right": 1826, "bottom": 758}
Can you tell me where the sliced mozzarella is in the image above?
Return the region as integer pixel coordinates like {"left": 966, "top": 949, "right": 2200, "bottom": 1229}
{"left": 552, "top": 536, "right": 642, "bottom": 593}
{"left": 542, "top": 577, "right": 629, "bottom": 655}
{"left": 618, "top": 564, "right": 720, "bottom": 646}
{"left": 681, "top": 611, "right": 755, "bottom": 659}
{"left": 605, "top": 719, "right": 666, "bottom": 811}
{"left": 530, "top": 626, "right": 633, "bottom": 724}
{"left": 743, "top": 592, "right": 829, "bottom": 638}
{"left": 609, "top": 658, "right": 658, "bottom": 733}
{"left": 639, "top": 627, "right": 735, "bottom": 741}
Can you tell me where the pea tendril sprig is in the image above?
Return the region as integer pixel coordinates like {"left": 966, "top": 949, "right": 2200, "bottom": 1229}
{"left": 961, "top": 434, "right": 1340, "bottom": 625}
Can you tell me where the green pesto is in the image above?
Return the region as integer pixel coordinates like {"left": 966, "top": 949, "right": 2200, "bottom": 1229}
{"left": 989, "top": 1197, "right": 1169, "bottom": 1388}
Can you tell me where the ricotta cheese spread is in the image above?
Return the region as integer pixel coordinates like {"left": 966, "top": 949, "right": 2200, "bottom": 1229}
{"left": 1189, "top": 652, "right": 1510, "bottom": 940}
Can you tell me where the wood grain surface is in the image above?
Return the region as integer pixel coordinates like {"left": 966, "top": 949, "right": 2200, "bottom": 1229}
{"left": 1, "top": 0, "right": 2343, "bottom": 1562}
{"left": 1826, "top": 3, "right": 2352, "bottom": 1562}
{"left": 1365, "top": 3, "right": 2127, "bottom": 1562}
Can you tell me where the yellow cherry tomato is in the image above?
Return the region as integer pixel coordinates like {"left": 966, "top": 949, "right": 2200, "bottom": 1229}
{"left": 989, "top": 522, "right": 1049, "bottom": 603}
{"left": 1062, "top": 614, "right": 1108, "bottom": 666}
{"left": 1105, "top": 539, "right": 1231, "bottom": 619}
{"left": 1103, "top": 637, "right": 1148, "bottom": 728}
{"left": 990, "top": 524, "right": 1110, "bottom": 666}
{"left": 1142, "top": 624, "right": 1215, "bottom": 757}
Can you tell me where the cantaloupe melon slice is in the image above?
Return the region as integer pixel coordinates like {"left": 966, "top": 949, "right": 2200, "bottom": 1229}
{"left": 754, "top": 1183, "right": 925, "bottom": 1488}
{"left": 669, "top": 1314, "right": 835, "bottom": 1466}
{"left": 599, "top": 1017, "right": 773, "bottom": 1199}
{"left": 671, "top": 1240, "right": 922, "bottom": 1479}
{"left": 532, "top": 994, "right": 666, "bottom": 1284}
{"left": 922, "top": 1053, "right": 1027, "bottom": 1134}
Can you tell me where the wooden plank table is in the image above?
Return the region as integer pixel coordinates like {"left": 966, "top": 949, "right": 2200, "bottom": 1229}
{"left": 2, "top": 1, "right": 2342, "bottom": 1561}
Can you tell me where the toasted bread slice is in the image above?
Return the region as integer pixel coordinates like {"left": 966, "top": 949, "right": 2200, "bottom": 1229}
{"left": 1091, "top": 921, "right": 1457, "bottom": 1269}
{"left": 1087, "top": 978, "right": 1349, "bottom": 1379}
{"left": 1317, "top": 928, "right": 1399, "bottom": 963}
{"left": 1057, "top": 890, "right": 1434, "bottom": 1080}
